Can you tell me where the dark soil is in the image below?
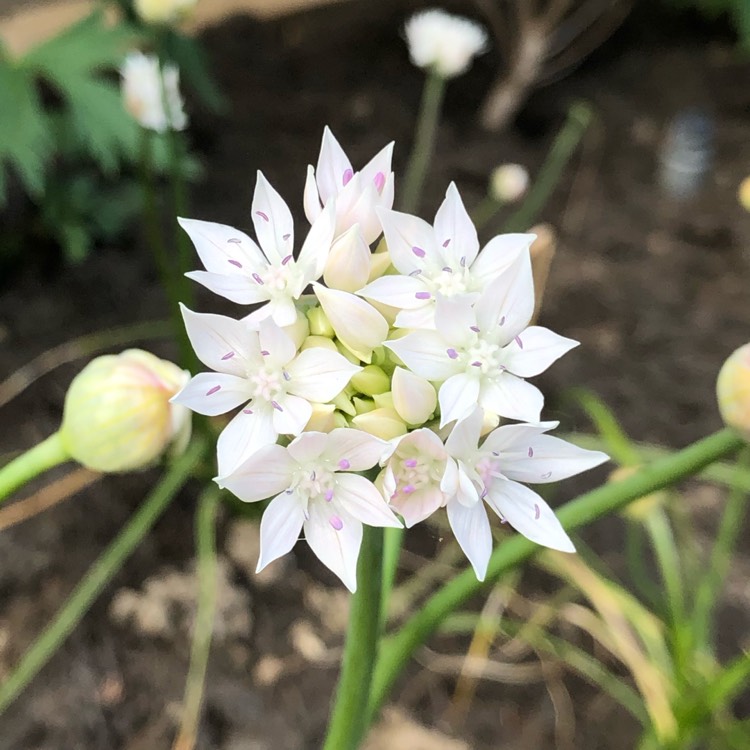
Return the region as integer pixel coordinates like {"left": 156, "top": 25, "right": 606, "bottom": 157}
{"left": 1, "top": 2, "right": 749, "bottom": 749}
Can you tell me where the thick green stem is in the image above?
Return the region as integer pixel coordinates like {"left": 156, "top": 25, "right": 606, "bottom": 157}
{"left": 0, "top": 432, "right": 69, "bottom": 505}
{"left": 400, "top": 71, "right": 446, "bottom": 214}
{"left": 503, "top": 101, "right": 592, "bottom": 232}
{"left": 322, "top": 526, "right": 384, "bottom": 750}
{"left": 379, "top": 526, "right": 404, "bottom": 632}
{"left": 367, "top": 428, "right": 745, "bottom": 721}
{"left": 173, "top": 485, "right": 220, "bottom": 750}
{"left": 0, "top": 436, "right": 207, "bottom": 714}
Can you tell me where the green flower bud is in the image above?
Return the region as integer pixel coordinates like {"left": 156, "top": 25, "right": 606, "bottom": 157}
{"left": 717, "top": 343, "right": 750, "bottom": 440}
{"left": 351, "top": 408, "right": 407, "bottom": 441}
{"left": 300, "top": 335, "right": 339, "bottom": 353}
{"left": 60, "top": 349, "right": 191, "bottom": 472}
{"left": 350, "top": 365, "right": 391, "bottom": 396}
{"left": 352, "top": 397, "right": 376, "bottom": 415}
{"left": 306, "top": 306, "right": 335, "bottom": 338}
{"left": 335, "top": 341, "right": 362, "bottom": 366}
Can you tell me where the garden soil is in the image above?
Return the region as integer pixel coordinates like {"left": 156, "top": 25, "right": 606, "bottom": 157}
{"left": 0, "top": 3, "right": 749, "bottom": 749}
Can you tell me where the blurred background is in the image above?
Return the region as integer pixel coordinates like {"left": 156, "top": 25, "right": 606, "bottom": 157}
{"left": 0, "top": 1, "right": 749, "bottom": 748}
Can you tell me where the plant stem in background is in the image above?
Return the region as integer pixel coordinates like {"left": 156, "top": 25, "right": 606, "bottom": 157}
{"left": 173, "top": 485, "right": 220, "bottom": 750}
{"left": 0, "top": 436, "right": 207, "bottom": 714}
{"left": 366, "top": 428, "right": 745, "bottom": 722}
{"left": 400, "top": 71, "right": 446, "bottom": 214}
{"left": 322, "top": 526, "right": 384, "bottom": 750}
{"left": 0, "top": 432, "right": 69, "bottom": 505}
{"left": 503, "top": 101, "right": 592, "bottom": 232}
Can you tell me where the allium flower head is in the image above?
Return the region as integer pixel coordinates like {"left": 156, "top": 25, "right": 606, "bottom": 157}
{"left": 121, "top": 51, "right": 187, "bottom": 132}
{"left": 219, "top": 429, "right": 401, "bottom": 591}
{"left": 404, "top": 8, "right": 488, "bottom": 79}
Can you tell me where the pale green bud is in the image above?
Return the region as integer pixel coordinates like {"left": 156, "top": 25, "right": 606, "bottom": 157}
{"left": 306, "top": 306, "right": 335, "bottom": 338}
{"left": 283, "top": 311, "right": 310, "bottom": 349}
{"left": 305, "top": 403, "right": 337, "bottom": 433}
{"left": 301, "top": 335, "right": 339, "bottom": 353}
{"left": 60, "top": 349, "right": 191, "bottom": 472}
{"left": 335, "top": 341, "right": 362, "bottom": 366}
{"left": 323, "top": 225, "right": 371, "bottom": 293}
{"left": 368, "top": 248, "right": 393, "bottom": 282}
{"left": 350, "top": 365, "right": 391, "bottom": 396}
{"left": 391, "top": 367, "right": 437, "bottom": 426}
{"left": 351, "top": 408, "right": 407, "bottom": 440}
{"left": 333, "top": 411, "right": 350, "bottom": 429}
{"left": 332, "top": 390, "right": 357, "bottom": 417}
{"left": 352, "top": 397, "right": 376, "bottom": 415}
{"left": 717, "top": 343, "right": 750, "bottom": 440}
{"left": 373, "top": 391, "right": 395, "bottom": 410}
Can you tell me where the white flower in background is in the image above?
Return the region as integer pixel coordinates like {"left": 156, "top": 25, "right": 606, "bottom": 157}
{"left": 385, "top": 251, "right": 578, "bottom": 425}
{"left": 359, "top": 183, "right": 534, "bottom": 329}
{"left": 304, "top": 126, "right": 395, "bottom": 246}
{"left": 490, "top": 164, "right": 530, "bottom": 204}
{"left": 180, "top": 172, "right": 336, "bottom": 326}
{"left": 134, "top": 0, "right": 196, "bottom": 24}
{"left": 404, "top": 8, "right": 488, "bottom": 79}
{"left": 443, "top": 408, "right": 608, "bottom": 580}
{"left": 219, "top": 429, "right": 402, "bottom": 591}
{"left": 172, "top": 307, "right": 360, "bottom": 475}
{"left": 121, "top": 51, "right": 187, "bottom": 132}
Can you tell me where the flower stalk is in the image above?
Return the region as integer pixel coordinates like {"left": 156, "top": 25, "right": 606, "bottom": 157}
{"left": 0, "top": 432, "right": 69, "bottom": 505}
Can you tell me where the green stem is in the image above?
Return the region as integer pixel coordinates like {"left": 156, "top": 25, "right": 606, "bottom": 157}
{"left": 399, "top": 71, "right": 446, "bottom": 214}
{"left": 0, "top": 436, "right": 207, "bottom": 714}
{"left": 503, "top": 101, "right": 592, "bottom": 232}
{"left": 173, "top": 485, "right": 220, "bottom": 750}
{"left": 367, "top": 428, "right": 745, "bottom": 721}
{"left": 0, "top": 432, "right": 69, "bottom": 505}
{"left": 322, "top": 526, "right": 384, "bottom": 750}
{"left": 472, "top": 195, "right": 502, "bottom": 231}
{"left": 379, "top": 526, "right": 404, "bottom": 632}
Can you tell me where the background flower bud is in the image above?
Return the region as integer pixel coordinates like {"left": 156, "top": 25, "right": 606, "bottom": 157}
{"left": 717, "top": 343, "right": 750, "bottom": 439}
{"left": 490, "top": 163, "right": 529, "bottom": 204}
{"left": 60, "top": 349, "right": 191, "bottom": 472}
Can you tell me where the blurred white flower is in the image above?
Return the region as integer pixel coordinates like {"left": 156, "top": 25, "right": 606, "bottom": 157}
{"left": 134, "top": 0, "right": 197, "bottom": 25}
{"left": 717, "top": 343, "right": 750, "bottom": 440}
{"left": 404, "top": 8, "right": 488, "bottom": 79}
{"left": 490, "top": 164, "right": 529, "bottom": 204}
{"left": 121, "top": 51, "right": 187, "bottom": 132}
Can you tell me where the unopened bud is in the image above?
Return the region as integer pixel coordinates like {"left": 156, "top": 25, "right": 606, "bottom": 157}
{"left": 717, "top": 343, "right": 750, "bottom": 439}
{"left": 391, "top": 367, "right": 436, "bottom": 426}
{"left": 351, "top": 408, "right": 407, "bottom": 440}
{"left": 134, "top": 0, "right": 196, "bottom": 24}
{"left": 306, "top": 306, "right": 335, "bottom": 338}
{"left": 350, "top": 365, "right": 391, "bottom": 396}
{"left": 323, "top": 225, "right": 371, "bottom": 293}
{"left": 352, "top": 397, "right": 376, "bottom": 415}
{"left": 305, "top": 403, "right": 337, "bottom": 433}
{"left": 301, "top": 335, "right": 339, "bottom": 353}
{"left": 739, "top": 177, "right": 750, "bottom": 212}
{"left": 490, "top": 164, "right": 529, "bottom": 204}
{"left": 60, "top": 349, "right": 191, "bottom": 472}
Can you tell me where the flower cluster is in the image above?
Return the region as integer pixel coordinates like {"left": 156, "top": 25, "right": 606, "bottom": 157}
{"left": 173, "top": 127, "right": 607, "bottom": 589}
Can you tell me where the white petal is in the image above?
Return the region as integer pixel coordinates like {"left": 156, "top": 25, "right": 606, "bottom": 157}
{"left": 252, "top": 171, "right": 294, "bottom": 264}
{"left": 503, "top": 326, "right": 579, "bottom": 378}
{"left": 445, "top": 405, "right": 483, "bottom": 460}
{"left": 304, "top": 504, "right": 362, "bottom": 592}
{"left": 433, "top": 182, "right": 479, "bottom": 269}
{"left": 286, "top": 430, "right": 328, "bottom": 464}
{"left": 313, "top": 284, "right": 388, "bottom": 363}
{"left": 323, "top": 224, "right": 371, "bottom": 293}
{"left": 378, "top": 207, "right": 439, "bottom": 275}
{"left": 303, "top": 164, "right": 323, "bottom": 224}
{"left": 479, "top": 374, "right": 544, "bottom": 423}
{"left": 390, "top": 485, "right": 444, "bottom": 528}
{"left": 216, "top": 403, "right": 277, "bottom": 476}
{"left": 434, "top": 294, "right": 477, "bottom": 344}
{"left": 439, "top": 373, "right": 480, "bottom": 427}
{"left": 267, "top": 296, "right": 299, "bottom": 328}
{"left": 338, "top": 180, "right": 382, "bottom": 244}
{"left": 475, "top": 249, "right": 535, "bottom": 340}
{"left": 286, "top": 347, "right": 360, "bottom": 402}
{"left": 316, "top": 126, "right": 354, "bottom": 205}
{"left": 384, "top": 331, "right": 458, "bottom": 382}
{"left": 334, "top": 474, "right": 402, "bottom": 527}
{"left": 217, "top": 444, "right": 294, "bottom": 501}
{"left": 470, "top": 233, "right": 534, "bottom": 289}
{"left": 324, "top": 428, "right": 389, "bottom": 471}
{"left": 485, "top": 479, "right": 575, "bottom": 553}
{"left": 258, "top": 317, "right": 297, "bottom": 367}
{"left": 358, "top": 141, "right": 394, "bottom": 194}
{"left": 358, "top": 274, "right": 428, "bottom": 310}
{"left": 178, "top": 217, "right": 263, "bottom": 274}
{"left": 299, "top": 199, "right": 336, "bottom": 281}
{"left": 446, "top": 496, "right": 492, "bottom": 581}
{"left": 481, "top": 421, "right": 559, "bottom": 455}
{"left": 257, "top": 490, "right": 306, "bottom": 572}
{"left": 456, "top": 463, "right": 480, "bottom": 507}
{"left": 272, "top": 393, "right": 313, "bottom": 436}
{"left": 180, "top": 305, "right": 256, "bottom": 375}
{"left": 391, "top": 367, "right": 437, "bottom": 425}
{"left": 185, "top": 270, "right": 268, "bottom": 306}
{"left": 393, "top": 304, "right": 437, "bottom": 330}
{"left": 499, "top": 435, "right": 608, "bottom": 484}
{"left": 172, "top": 373, "right": 251, "bottom": 416}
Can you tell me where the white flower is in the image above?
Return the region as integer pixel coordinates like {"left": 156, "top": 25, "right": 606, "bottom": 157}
{"left": 218, "top": 429, "right": 402, "bottom": 591}
{"left": 404, "top": 8, "right": 488, "bottom": 79}
{"left": 172, "top": 307, "right": 360, "bottom": 475}
{"left": 134, "top": 0, "right": 196, "bottom": 24}
{"left": 443, "top": 408, "right": 609, "bottom": 580}
{"left": 359, "top": 183, "right": 533, "bottom": 328}
{"left": 304, "top": 126, "right": 394, "bottom": 246}
{"left": 121, "top": 51, "right": 187, "bottom": 132}
{"left": 179, "top": 172, "right": 336, "bottom": 327}
{"left": 385, "top": 251, "right": 578, "bottom": 425}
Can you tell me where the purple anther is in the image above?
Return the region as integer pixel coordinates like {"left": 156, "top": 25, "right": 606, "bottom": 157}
{"left": 228, "top": 259, "right": 242, "bottom": 268}
{"left": 442, "top": 238, "right": 451, "bottom": 248}
{"left": 499, "top": 316, "right": 506, "bottom": 326}
{"left": 460, "top": 256, "right": 466, "bottom": 267}
{"left": 492, "top": 451, "right": 499, "bottom": 457}
{"left": 252, "top": 273, "right": 264, "bottom": 285}
{"left": 411, "top": 246, "right": 426, "bottom": 258}
{"left": 310, "top": 471, "right": 316, "bottom": 481}
{"left": 402, "top": 484, "right": 415, "bottom": 494}
{"left": 514, "top": 335, "right": 523, "bottom": 349}
{"left": 281, "top": 254, "right": 293, "bottom": 265}
{"left": 282, "top": 370, "right": 291, "bottom": 381}
{"left": 527, "top": 447, "right": 534, "bottom": 458}
{"left": 260, "top": 350, "right": 270, "bottom": 356}
{"left": 338, "top": 458, "right": 351, "bottom": 470}
{"left": 534, "top": 503, "right": 541, "bottom": 520}
{"left": 447, "top": 348, "right": 459, "bottom": 359}
{"left": 255, "top": 210, "right": 269, "bottom": 222}
{"left": 221, "top": 351, "right": 235, "bottom": 360}
{"left": 470, "top": 325, "right": 480, "bottom": 332}
{"left": 242, "top": 408, "right": 254, "bottom": 414}
{"left": 415, "top": 291, "right": 431, "bottom": 300}
{"left": 227, "top": 238, "right": 242, "bottom": 244}
{"left": 404, "top": 458, "right": 418, "bottom": 468}
{"left": 329, "top": 515, "right": 344, "bottom": 531}
{"left": 324, "top": 489, "right": 334, "bottom": 502}
{"left": 206, "top": 385, "right": 221, "bottom": 396}
{"left": 542, "top": 471, "right": 552, "bottom": 480}
{"left": 374, "top": 172, "right": 386, "bottom": 192}
{"left": 342, "top": 168, "right": 354, "bottom": 186}
{"left": 471, "top": 361, "right": 483, "bottom": 367}
{"left": 481, "top": 487, "right": 488, "bottom": 499}
{"left": 409, "top": 269, "right": 422, "bottom": 277}
{"left": 442, "top": 266, "right": 453, "bottom": 273}
{"left": 271, "top": 400, "right": 283, "bottom": 412}
{"left": 283, "top": 233, "right": 291, "bottom": 241}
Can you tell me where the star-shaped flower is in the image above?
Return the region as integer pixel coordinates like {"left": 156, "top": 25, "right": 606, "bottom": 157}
{"left": 385, "top": 250, "right": 578, "bottom": 425}
{"left": 219, "top": 429, "right": 402, "bottom": 591}
{"left": 359, "top": 182, "right": 533, "bottom": 328}
{"left": 172, "top": 306, "right": 360, "bottom": 474}
{"left": 443, "top": 408, "right": 609, "bottom": 579}
{"left": 180, "top": 171, "right": 336, "bottom": 326}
